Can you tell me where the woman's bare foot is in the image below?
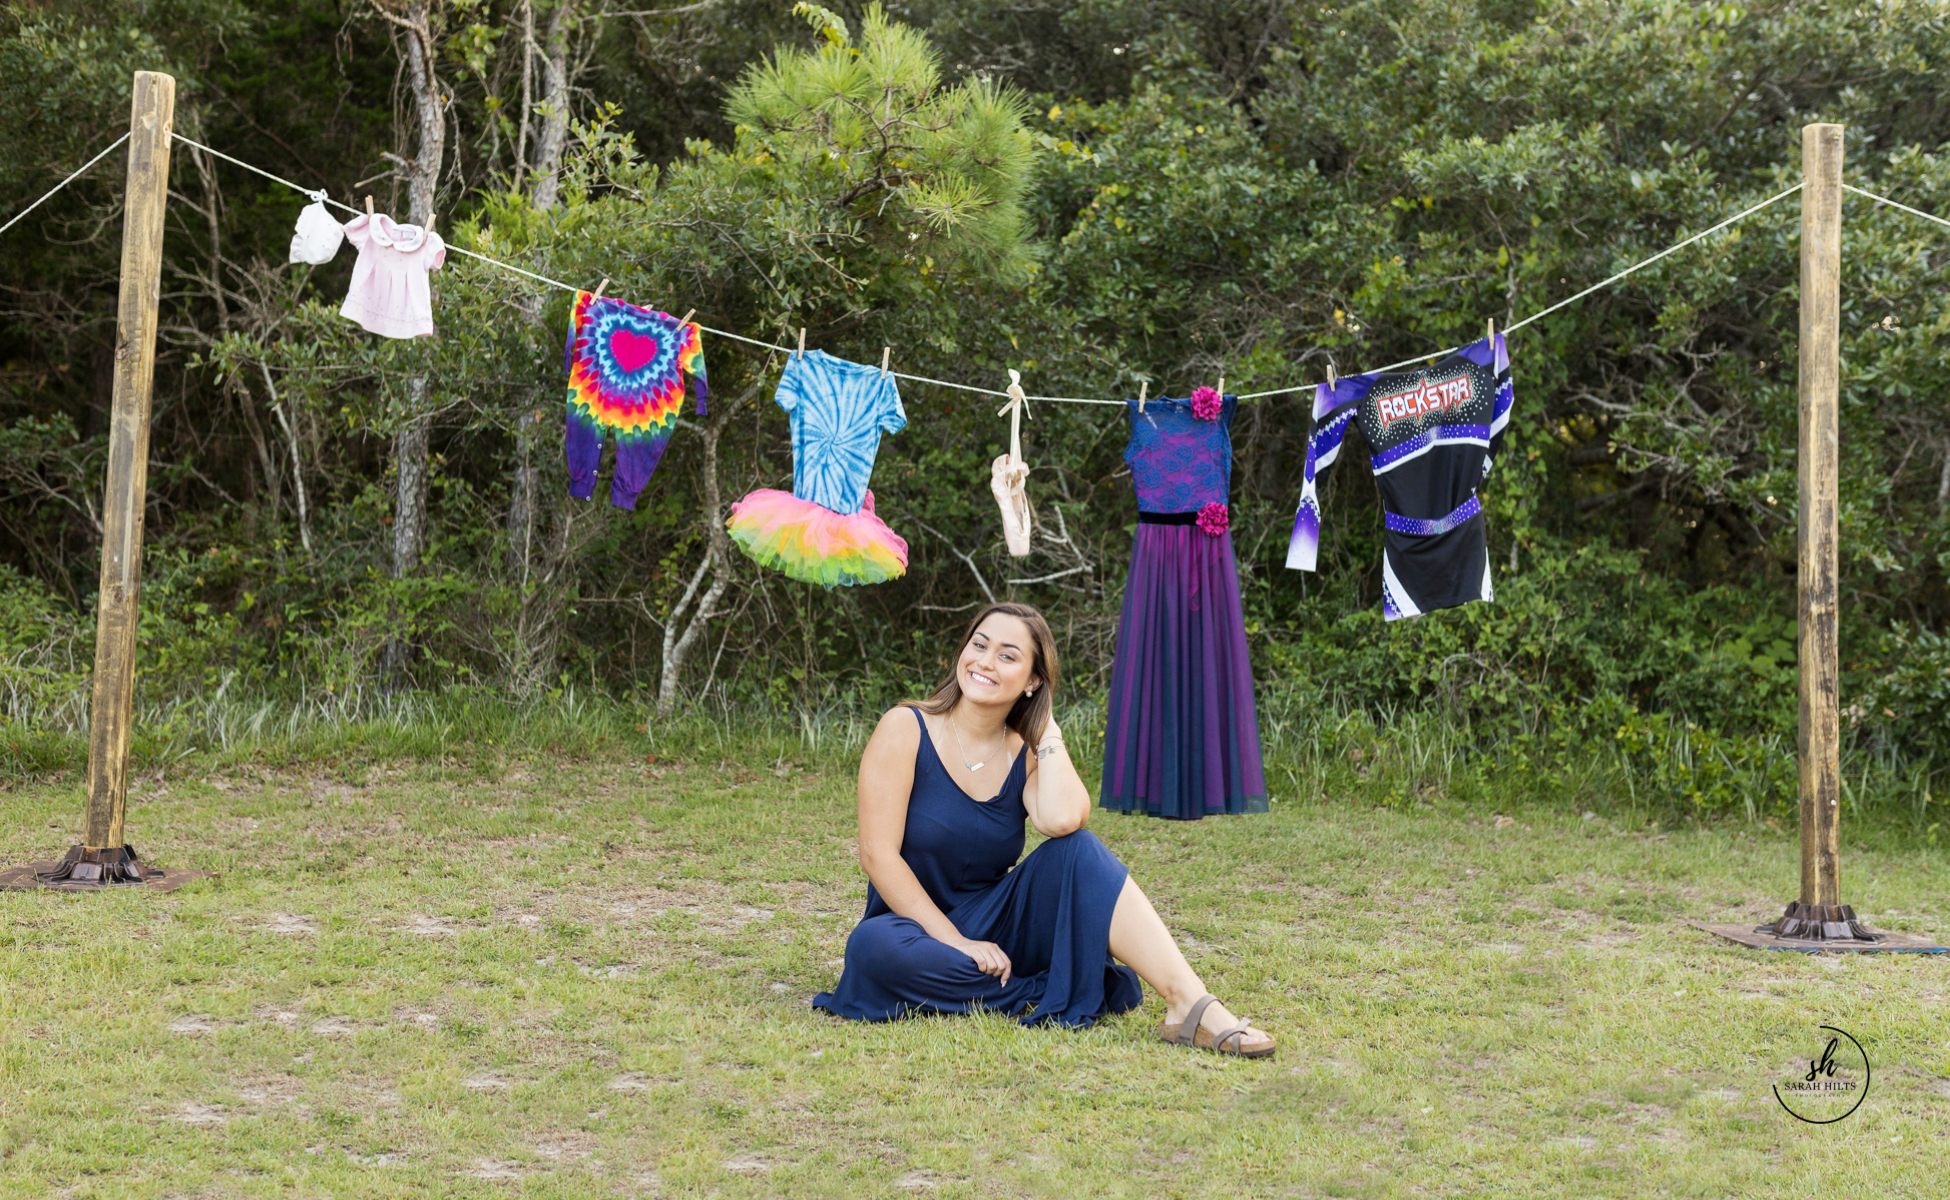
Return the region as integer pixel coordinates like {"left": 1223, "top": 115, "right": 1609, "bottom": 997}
{"left": 1162, "top": 995, "right": 1274, "bottom": 1054}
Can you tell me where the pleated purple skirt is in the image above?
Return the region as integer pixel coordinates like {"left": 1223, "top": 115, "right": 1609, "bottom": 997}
{"left": 1099, "top": 523, "right": 1268, "bottom": 819}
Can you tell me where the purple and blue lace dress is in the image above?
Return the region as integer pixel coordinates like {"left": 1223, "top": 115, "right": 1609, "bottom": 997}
{"left": 1099, "top": 392, "right": 1268, "bottom": 820}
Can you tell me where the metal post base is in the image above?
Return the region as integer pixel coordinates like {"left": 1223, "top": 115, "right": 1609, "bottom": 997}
{"left": 0, "top": 845, "right": 214, "bottom": 893}
{"left": 38, "top": 844, "right": 154, "bottom": 885}
{"left": 1761, "top": 901, "right": 1883, "bottom": 942}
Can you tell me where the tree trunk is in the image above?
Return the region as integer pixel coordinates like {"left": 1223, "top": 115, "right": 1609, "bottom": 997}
{"left": 401, "top": 3, "right": 446, "bottom": 232}
{"left": 657, "top": 379, "right": 763, "bottom": 715}
{"left": 529, "top": 0, "right": 574, "bottom": 212}
{"left": 391, "top": 404, "right": 431, "bottom": 578}
{"left": 382, "top": 1, "right": 447, "bottom": 684}
{"left": 392, "top": 4, "right": 447, "bottom": 573}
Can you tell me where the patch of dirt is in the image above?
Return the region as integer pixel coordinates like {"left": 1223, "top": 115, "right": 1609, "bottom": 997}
{"left": 393, "top": 1008, "right": 443, "bottom": 1029}
{"left": 532, "top": 1131, "right": 600, "bottom": 1162}
{"left": 465, "top": 1159, "right": 525, "bottom": 1180}
{"left": 347, "top": 1151, "right": 409, "bottom": 1167}
{"left": 463, "top": 1071, "right": 513, "bottom": 1091}
{"left": 397, "top": 914, "right": 459, "bottom": 936}
{"left": 173, "top": 1102, "right": 230, "bottom": 1125}
{"left": 895, "top": 1170, "right": 941, "bottom": 1190}
{"left": 722, "top": 1151, "right": 770, "bottom": 1172}
{"left": 259, "top": 913, "right": 316, "bottom": 935}
{"left": 308, "top": 1017, "right": 367, "bottom": 1037}
{"left": 234, "top": 1074, "right": 306, "bottom": 1108}
{"left": 166, "top": 1015, "right": 219, "bottom": 1035}
{"left": 253, "top": 1005, "right": 305, "bottom": 1027}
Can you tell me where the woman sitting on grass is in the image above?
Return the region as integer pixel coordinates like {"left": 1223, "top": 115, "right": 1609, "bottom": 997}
{"left": 812, "top": 602, "right": 1274, "bottom": 1056}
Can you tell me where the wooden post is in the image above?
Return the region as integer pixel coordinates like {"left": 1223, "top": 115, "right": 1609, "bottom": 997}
{"left": 1796, "top": 123, "right": 1843, "bottom": 910}
{"left": 83, "top": 72, "right": 175, "bottom": 852}
{"left": 1759, "top": 123, "right": 1878, "bottom": 943}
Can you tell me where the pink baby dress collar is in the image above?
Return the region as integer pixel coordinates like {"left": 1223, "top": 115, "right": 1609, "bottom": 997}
{"left": 366, "top": 213, "right": 429, "bottom": 251}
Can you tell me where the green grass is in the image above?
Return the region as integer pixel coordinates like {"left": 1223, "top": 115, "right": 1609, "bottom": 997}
{"left": 2, "top": 726, "right": 1947, "bottom": 1198}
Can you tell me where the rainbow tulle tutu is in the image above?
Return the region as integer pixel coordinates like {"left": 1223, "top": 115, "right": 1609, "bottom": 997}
{"left": 727, "top": 489, "right": 908, "bottom": 588}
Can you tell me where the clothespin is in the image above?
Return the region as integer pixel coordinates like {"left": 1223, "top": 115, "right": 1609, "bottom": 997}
{"left": 364, "top": 195, "right": 374, "bottom": 218}
{"left": 676, "top": 309, "right": 694, "bottom": 326}
{"left": 1326, "top": 362, "right": 1337, "bottom": 390}
{"left": 1487, "top": 317, "right": 1495, "bottom": 343}
{"left": 1137, "top": 380, "right": 1148, "bottom": 415}
{"left": 594, "top": 277, "right": 608, "bottom": 299}
{"left": 880, "top": 347, "right": 891, "bottom": 379}
{"left": 1216, "top": 375, "right": 1225, "bottom": 397}
{"left": 797, "top": 327, "right": 807, "bottom": 359}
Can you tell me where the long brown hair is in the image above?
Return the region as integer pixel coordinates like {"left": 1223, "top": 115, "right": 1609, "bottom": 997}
{"left": 912, "top": 602, "right": 1059, "bottom": 746}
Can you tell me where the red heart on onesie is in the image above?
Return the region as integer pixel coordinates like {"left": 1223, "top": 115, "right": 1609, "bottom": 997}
{"left": 609, "top": 328, "right": 662, "bottom": 375}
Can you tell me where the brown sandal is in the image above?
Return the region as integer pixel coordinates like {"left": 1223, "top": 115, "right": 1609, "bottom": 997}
{"left": 1158, "top": 994, "right": 1275, "bottom": 1058}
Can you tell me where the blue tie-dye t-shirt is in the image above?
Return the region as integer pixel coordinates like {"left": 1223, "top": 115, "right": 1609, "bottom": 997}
{"left": 776, "top": 350, "right": 907, "bottom": 514}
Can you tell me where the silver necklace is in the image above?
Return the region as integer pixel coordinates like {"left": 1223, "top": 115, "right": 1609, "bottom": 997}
{"left": 947, "top": 712, "right": 1004, "bottom": 772}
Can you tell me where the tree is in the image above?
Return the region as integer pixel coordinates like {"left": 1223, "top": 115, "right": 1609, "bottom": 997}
{"left": 510, "top": 1, "right": 1039, "bottom": 713}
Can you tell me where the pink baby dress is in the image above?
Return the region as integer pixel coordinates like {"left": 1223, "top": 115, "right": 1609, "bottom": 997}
{"left": 339, "top": 213, "right": 446, "bottom": 339}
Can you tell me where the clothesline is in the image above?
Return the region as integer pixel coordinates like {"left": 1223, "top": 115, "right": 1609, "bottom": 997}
{"left": 171, "top": 134, "right": 1123, "bottom": 406}
{"left": 0, "top": 132, "right": 131, "bottom": 238}
{"left": 8, "top": 131, "right": 1945, "bottom": 409}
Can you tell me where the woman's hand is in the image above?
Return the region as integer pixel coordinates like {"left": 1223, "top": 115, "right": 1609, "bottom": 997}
{"left": 947, "top": 936, "right": 1013, "bottom": 986}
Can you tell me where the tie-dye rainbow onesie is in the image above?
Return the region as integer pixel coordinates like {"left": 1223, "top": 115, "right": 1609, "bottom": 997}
{"left": 564, "top": 290, "right": 708, "bottom": 509}
{"left": 727, "top": 349, "right": 908, "bottom": 588}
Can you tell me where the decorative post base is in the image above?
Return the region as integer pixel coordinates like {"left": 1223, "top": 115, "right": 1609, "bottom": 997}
{"left": 1761, "top": 901, "right": 1882, "bottom": 942}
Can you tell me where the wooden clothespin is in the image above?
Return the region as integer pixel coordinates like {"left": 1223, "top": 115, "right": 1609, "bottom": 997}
{"left": 365, "top": 195, "right": 375, "bottom": 218}
{"left": 797, "top": 327, "right": 807, "bottom": 359}
{"left": 1216, "top": 375, "right": 1225, "bottom": 398}
{"left": 880, "top": 346, "right": 891, "bottom": 378}
{"left": 1137, "top": 380, "right": 1148, "bottom": 414}
{"left": 676, "top": 309, "right": 694, "bottom": 326}
{"left": 1326, "top": 362, "right": 1337, "bottom": 390}
{"left": 1486, "top": 317, "right": 1495, "bottom": 343}
{"left": 594, "top": 277, "right": 608, "bottom": 299}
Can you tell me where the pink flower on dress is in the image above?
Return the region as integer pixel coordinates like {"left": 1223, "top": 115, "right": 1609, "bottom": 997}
{"left": 1196, "top": 501, "right": 1229, "bottom": 537}
{"left": 1189, "top": 386, "right": 1223, "bottom": 420}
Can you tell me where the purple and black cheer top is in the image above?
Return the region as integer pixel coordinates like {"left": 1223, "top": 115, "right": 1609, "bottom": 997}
{"left": 1285, "top": 334, "right": 1514, "bottom": 620}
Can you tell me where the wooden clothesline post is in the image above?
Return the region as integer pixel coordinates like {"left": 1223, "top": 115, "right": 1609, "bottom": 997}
{"left": 1757, "top": 122, "right": 1876, "bottom": 941}
{"left": 1, "top": 71, "right": 207, "bottom": 891}
{"left": 1796, "top": 122, "right": 1846, "bottom": 918}
{"left": 1702, "top": 123, "right": 1935, "bottom": 948}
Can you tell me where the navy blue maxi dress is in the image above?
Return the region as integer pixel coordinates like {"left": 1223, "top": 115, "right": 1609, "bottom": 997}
{"left": 812, "top": 708, "right": 1144, "bottom": 1028}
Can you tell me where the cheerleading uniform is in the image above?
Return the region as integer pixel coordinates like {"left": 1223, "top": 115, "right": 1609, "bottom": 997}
{"left": 1285, "top": 334, "right": 1514, "bottom": 620}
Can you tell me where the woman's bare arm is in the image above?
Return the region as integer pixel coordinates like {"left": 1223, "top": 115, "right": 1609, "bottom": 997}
{"left": 1021, "top": 718, "right": 1089, "bottom": 837}
{"left": 856, "top": 708, "right": 1016, "bottom": 983}
{"left": 856, "top": 708, "right": 964, "bottom": 945}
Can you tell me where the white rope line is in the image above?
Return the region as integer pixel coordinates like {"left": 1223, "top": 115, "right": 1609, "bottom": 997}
{"left": 168, "top": 133, "right": 1803, "bottom": 411}
{"left": 1504, "top": 182, "right": 1803, "bottom": 334}
{"left": 1235, "top": 181, "right": 1807, "bottom": 398}
{"left": 1844, "top": 183, "right": 1950, "bottom": 232}
{"left": 0, "top": 132, "right": 132, "bottom": 238}
{"left": 171, "top": 132, "right": 1116, "bottom": 406}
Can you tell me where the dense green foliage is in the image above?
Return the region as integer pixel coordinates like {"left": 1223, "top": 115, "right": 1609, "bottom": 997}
{"left": 3, "top": 0, "right": 1948, "bottom": 819}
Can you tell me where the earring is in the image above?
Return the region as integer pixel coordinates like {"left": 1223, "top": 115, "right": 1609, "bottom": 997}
{"left": 1026, "top": 688, "right": 1036, "bottom": 697}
